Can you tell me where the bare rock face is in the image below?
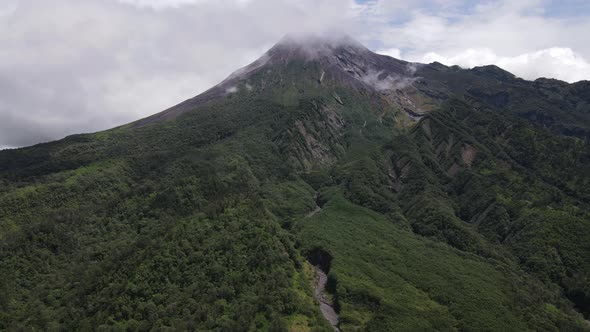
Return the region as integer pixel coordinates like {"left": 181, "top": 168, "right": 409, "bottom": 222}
{"left": 275, "top": 101, "right": 346, "bottom": 171}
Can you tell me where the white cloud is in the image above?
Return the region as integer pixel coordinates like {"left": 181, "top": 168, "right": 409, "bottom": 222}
{"left": 0, "top": 1, "right": 17, "bottom": 17}
{"left": 225, "top": 86, "right": 238, "bottom": 94}
{"left": 377, "top": 48, "right": 402, "bottom": 59}
{"left": 373, "top": 0, "right": 590, "bottom": 83}
{"left": 0, "top": 0, "right": 360, "bottom": 148}
{"left": 420, "top": 47, "right": 590, "bottom": 82}
{"left": 114, "top": 0, "right": 252, "bottom": 9}
{"left": 412, "top": 47, "right": 590, "bottom": 82}
{"left": 115, "top": 0, "right": 200, "bottom": 8}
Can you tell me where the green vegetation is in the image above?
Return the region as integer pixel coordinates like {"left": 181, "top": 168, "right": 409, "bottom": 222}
{"left": 1, "top": 50, "right": 590, "bottom": 331}
{"left": 299, "top": 192, "right": 573, "bottom": 331}
{"left": 295, "top": 99, "right": 590, "bottom": 330}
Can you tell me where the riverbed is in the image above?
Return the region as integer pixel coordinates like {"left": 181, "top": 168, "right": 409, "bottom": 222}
{"left": 313, "top": 265, "right": 339, "bottom": 331}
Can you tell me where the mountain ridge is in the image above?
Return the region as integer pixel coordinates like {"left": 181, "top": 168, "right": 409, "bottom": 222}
{"left": 131, "top": 34, "right": 590, "bottom": 143}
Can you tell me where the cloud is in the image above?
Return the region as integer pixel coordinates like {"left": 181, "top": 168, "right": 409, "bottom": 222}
{"left": 0, "top": 0, "right": 360, "bottom": 148}
{"left": 373, "top": 0, "right": 590, "bottom": 83}
{"left": 413, "top": 47, "right": 590, "bottom": 82}
{"left": 359, "top": 68, "right": 418, "bottom": 91}
{"left": 115, "top": 0, "right": 255, "bottom": 10}
{"left": 0, "top": 1, "right": 18, "bottom": 17}
{"left": 377, "top": 48, "right": 402, "bottom": 59}
{"left": 225, "top": 86, "right": 238, "bottom": 94}
{"left": 115, "top": 0, "right": 202, "bottom": 9}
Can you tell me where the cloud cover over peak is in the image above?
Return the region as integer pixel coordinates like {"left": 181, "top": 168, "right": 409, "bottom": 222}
{"left": 0, "top": 0, "right": 589, "bottom": 148}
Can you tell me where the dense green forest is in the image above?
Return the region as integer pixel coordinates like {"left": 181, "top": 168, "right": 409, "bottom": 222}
{"left": 1, "top": 38, "right": 590, "bottom": 331}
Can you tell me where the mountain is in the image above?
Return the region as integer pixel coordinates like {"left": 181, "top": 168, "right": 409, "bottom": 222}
{"left": 1, "top": 34, "right": 589, "bottom": 331}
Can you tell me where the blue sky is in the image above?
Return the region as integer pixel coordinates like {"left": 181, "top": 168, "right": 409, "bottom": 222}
{"left": 544, "top": 0, "right": 590, "bottom": 17}
{"left": 0, "top": 0, "right": 589, "bottom": 148}
{"left": 354, "top": 0, "right": 590, "bottom": 18}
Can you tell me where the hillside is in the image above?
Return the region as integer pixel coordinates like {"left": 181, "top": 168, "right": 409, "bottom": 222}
{"left": 1, "top": 35, "right": 589, "bottom": 331}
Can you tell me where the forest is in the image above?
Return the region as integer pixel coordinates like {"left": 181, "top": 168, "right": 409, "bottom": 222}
{"left": 1, "top": 50, "right": 590, "bottom": 331}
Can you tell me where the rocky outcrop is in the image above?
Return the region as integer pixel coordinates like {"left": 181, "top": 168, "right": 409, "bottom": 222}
{"left": 278, "top": 103, "right": 346, "bottom": 170}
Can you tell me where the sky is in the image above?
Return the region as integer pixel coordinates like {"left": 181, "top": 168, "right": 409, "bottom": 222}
{"left": 1, "top": 0, "right": 590, "bottom": 149}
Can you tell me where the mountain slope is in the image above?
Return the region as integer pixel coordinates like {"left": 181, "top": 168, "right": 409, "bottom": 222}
{"left": 1, "top": 35, "right": 589, "bottom": 331}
